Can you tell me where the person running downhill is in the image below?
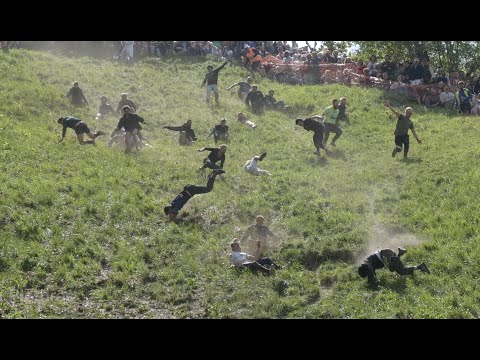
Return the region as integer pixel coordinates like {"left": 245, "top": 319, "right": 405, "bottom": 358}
{"left": 384, "top": 101, "right": 422, "bottom": 159}
{"left": 201, "top": 60, "right": 229, "bottom": 105}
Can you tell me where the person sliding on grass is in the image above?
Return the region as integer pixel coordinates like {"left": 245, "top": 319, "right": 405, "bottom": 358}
{"left": 358, "top": 247, "right": 430, "bottom": 284}
{"left": 244, "top": 152, "right": 270, "bottom": 176}
{"left": 164, "top": 169, "right": 225, "bottom": 221}
{"left": 58, "top": 116, "right": 106, "bottom": 145}
{"left": 384, "top": 101, "right": 422, "bottom": 159}
{"left": 230, "top": 239, "right": 282, "bottom": 275}
{"left": 197, "top": 144, "right": 227, "bottom": 172}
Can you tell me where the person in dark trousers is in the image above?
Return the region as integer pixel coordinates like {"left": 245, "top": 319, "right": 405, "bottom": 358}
{"left": 201, "top": 60, "right": 229, "bottom": 105}
{"left": 116, "top": 93, "right": 137, "bottom": 114}
{"left": 295, "top": 117, "right": 327, "bottom": 155}
{"left": 163, "top": 119, "right": 197, "bottom": 145}
{"left": 164, "top": 169, "right": 225, "bottom": 221}
{"left": 230, "top": 239, "right": 282, "bottom": 275}
{"left": 245, "top": 85, "right": 265, "bottom": 115}
{"left": 358, "top": 248, "right": 430, "bottom": 284}
{"left": 337, "top": 97, "right": 350, "bottom": 125}
{"left": 454, "top": 81, "right": 473, "bottom": 114}
{"left": 58, "top": 116, "right": 105, "bottom": 145}
{"left": 66, "top": 81, "right": 88, "bottom": 107}
{"left": 322, "top": 98, "right": 342, "bottom": 147}
{"left": 264, "top": 89, "right": 288, "bottom": 111}
{"left": 96, "top": 96, "right": 115, "bottom": 120}
{"left": 384, "top": 102, "right": 422, "bottom": 159}
{"left": 208, "top": 118, "right": 229, "bottom": 144}
{"left": 225, "top": 76, "right": 253, "bottom": 101}
{"left": 197, "top": 144, "right": 227, "bottom": 171}
{"left": 112, "top": 105, "right": 146, "bottom": 153}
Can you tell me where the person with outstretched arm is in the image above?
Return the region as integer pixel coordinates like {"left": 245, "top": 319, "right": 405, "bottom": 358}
{"left": 201, "top": 60, "right": 229, "bottom": 105}
{"left": 197, "top": 144, "right": 227, "bottom": 171}
{"left": 295, "top": 117, "right": 326, "bottom": 155}
{"left": 384, "top": 101, "right": 422, "bottom": 159}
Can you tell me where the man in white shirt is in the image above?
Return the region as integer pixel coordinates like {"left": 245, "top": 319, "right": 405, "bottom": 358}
{"left": 244, "top": 152, "right": 270, "bottom": 176}
{"left": 230, "top": 239, "right": 281, "bottom": 275}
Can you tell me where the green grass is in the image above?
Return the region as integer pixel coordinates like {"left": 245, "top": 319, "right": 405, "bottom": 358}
{"left": 1, "top": 49, "right": 480, "bottom": 318}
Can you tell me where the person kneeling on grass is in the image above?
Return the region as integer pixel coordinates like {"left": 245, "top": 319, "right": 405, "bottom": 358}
{"left": 58, "top": 116, "right": 106, "bottom": 145}
{"left": 358, "top": 247, "right": 430, "bottom": 284}
{"left": 163, "top": 169, "right": 225, "bottom": 222}
{"left": 230, "top": 239, "right": 282, "bottom": 275}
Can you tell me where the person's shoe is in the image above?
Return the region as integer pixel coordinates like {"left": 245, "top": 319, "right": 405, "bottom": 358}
{"left": 259, "top": 152, "right": 267, "bottom": 161}
{"left": 96, "top": 130, "right": 107, "bottom": 136}
{"left": 418, "top": 263, "right": 430, "bottom": 274}
{"left": 314, "top": 150, "right": 320, "bottom": 155}
{"left": 397, "top": 248, "right": 407, "bottom": 257}
{"left": 392, "top": 147, "right": 398, "bottom": 157}
{"left": 212, "top": 169, "right": 226, "bottom": 175}
{"left": 330, "top": 141, "right": 336, "bottom": 147}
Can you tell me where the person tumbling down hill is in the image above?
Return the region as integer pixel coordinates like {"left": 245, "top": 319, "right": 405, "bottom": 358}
{"left": 244, "top": 152, "right": 270, "bottom": 176}
{"left": 236, "top": 112, "right": 256, "bottom": 129}
{"left": 230, "top": 239, "right": 283, "bottom": 275}
{"left": 358, "top": 248, "right": 430, "bottom": 284}
{"left": 163, "top": 119, "right": 197, "bottom": 145}
{"left": 197, "top": 144, "right": 227, "bottom": 172}
{"left": 57, "top": 116, "right": 106, "bottom": 145}
{"left": 295, "top": 117, "right": 326, "bottom": 155}
{"left": 164, "top": 169, "right": 225, "bottom": 222}
{"left": 384, "top": 101, "right": 422, "bottom": 159}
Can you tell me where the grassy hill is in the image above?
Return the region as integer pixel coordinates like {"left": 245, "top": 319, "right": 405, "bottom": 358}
{"left": 1, "top": 49, "right": 480, "bottom": 318}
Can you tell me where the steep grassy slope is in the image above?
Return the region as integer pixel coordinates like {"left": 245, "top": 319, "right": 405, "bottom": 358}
{"left": 1, "top": 49, "right": 480, "bottom": 318}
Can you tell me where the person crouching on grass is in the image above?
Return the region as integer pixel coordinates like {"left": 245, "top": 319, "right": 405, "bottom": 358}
{"left": 57, "top": 116, "right": 106, "bottom": 145}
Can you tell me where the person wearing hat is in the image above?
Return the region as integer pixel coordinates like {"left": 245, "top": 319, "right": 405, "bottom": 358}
{"left": 201, "top": 60, "right": 229, "bottom": 105}
{"left": 96, "top": 96, "right": 115, "bottom": 120}
{"left": 163, "top": 119, "right": 197, "bottom": 145}
{"left": 207, "top": 118, "right": 229, "bottom": 144}
{"left": 384, "top": 101, "right": 422, "bottom": 159}
{"left": 66, "top": 81, "right": 88, "bottom": 107}
{"left": 225, "top": 76, "right": 253, "bottom": 102}
{"left": 112, "top": 105, "right": 146, "bottom": 153}
{"left": 57, "top": 116, "right": 106, "bottom": 145}
{"left": 358, "top": 247, "right": 430, "bottom": 284}
{"left": 116, "top": 93, "right": 137, "bottom": 114}
{"left": 164, "top": 169, "right": 225, "bottom": 222}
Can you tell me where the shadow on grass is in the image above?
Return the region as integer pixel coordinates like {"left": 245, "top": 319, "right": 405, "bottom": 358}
{"left": 306, "top": 154, "right": 328, "bottom": 166}
{"left": 403, "top": 157, "right": 423, "bottom": 165}
{"left": 367, "top": 275, "right": 408, "bottom": 293}
{"left": 326, "top": 148, "right": 347, "bottom": 161}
